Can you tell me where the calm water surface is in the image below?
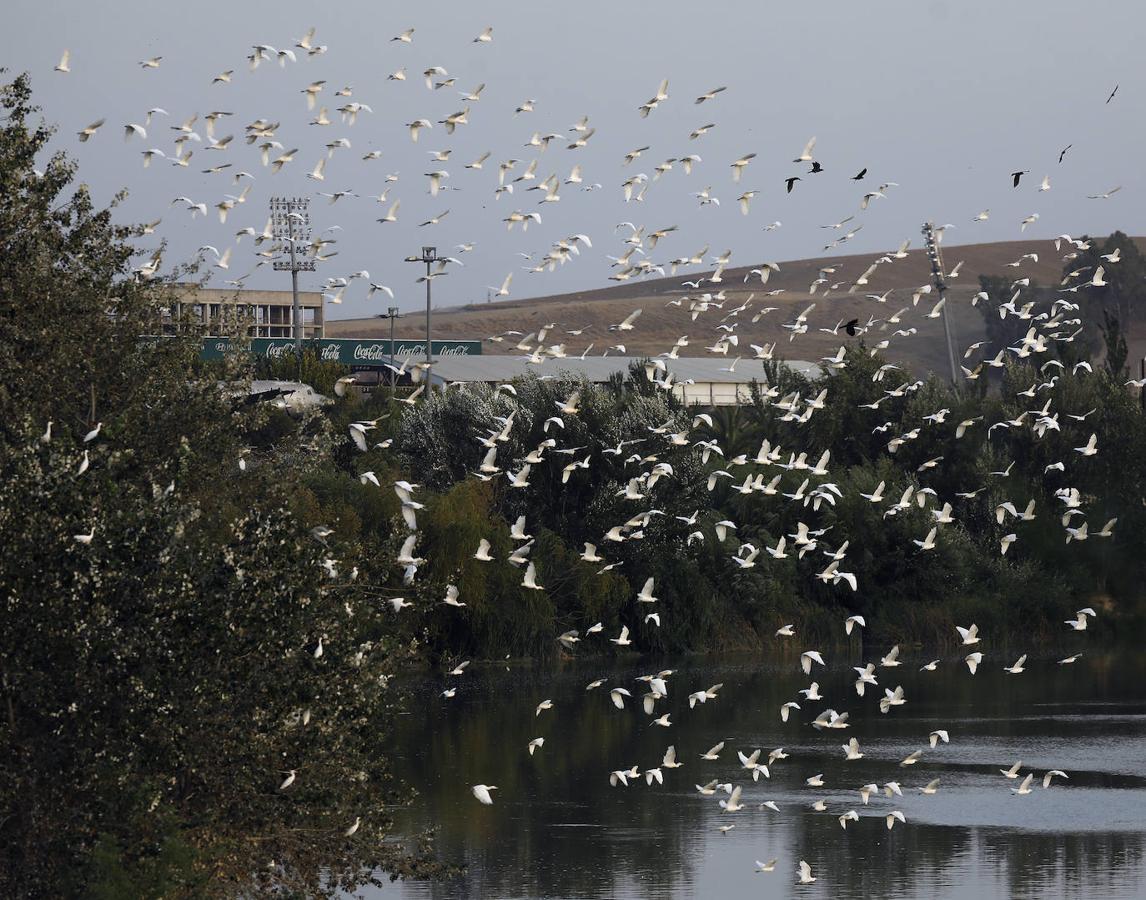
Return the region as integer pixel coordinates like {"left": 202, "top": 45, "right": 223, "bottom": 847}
{"left": 364, "top": 649, "right": 1146, "bottom": 899}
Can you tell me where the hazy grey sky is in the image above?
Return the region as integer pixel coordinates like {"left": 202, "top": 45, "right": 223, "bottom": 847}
{"left": 5, "top": 0, "right": 1143, "bottom": 321}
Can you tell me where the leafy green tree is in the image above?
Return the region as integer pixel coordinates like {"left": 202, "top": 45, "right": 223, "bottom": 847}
{"left": 0, "top": 73, "right": 444, "bottom": 898}
{"left": 1098, "top": 308, "right": 1129, "bottom": 378}
{"left": 1059, "top": 232, "right": 1146, "bottom": 374}
{"left": 1069, "top": 231, "right": 1146, "bottom": 328}
{"left": 975, "top": 274, "right": 1050, "bottom": 356}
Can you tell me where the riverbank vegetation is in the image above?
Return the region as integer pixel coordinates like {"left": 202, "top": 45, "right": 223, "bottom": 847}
{"left": 329, "top": 350, "right": 1144, "bottom": 658}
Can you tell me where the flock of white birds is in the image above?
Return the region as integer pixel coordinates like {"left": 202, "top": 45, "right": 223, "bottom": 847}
{"left": 51, "top": 20, "right": 1132, "bottom": 887}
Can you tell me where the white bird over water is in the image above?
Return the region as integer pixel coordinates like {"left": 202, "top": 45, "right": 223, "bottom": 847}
{"left": 719, "top": 785, "right": 744, "bottom": 811}
{"left": 900, "top": 749, "right": 923, "bottom": 766}
{"left": 797, "top": 860, "right": 816, "bottom": 884}
{"left": 1012, "top": 773, "right": 1035, "bottom": 795}
{"left": 471, "top": 784, "right": 498, "bottom": 805}
{"left": 522, "top": 562, "right": 544, "bottom": 590}
{"left": 845, "top": 615, "right": 866, "bottom": 635}
{"left": 1043, "top": 769, "right": 1069, "bottom": 788}
{"left": 1004, "top": 654, "right": 1027, "bottom": 674}
{"left": 929, "top": 730, "right": 950, "bottom": 748}
{"left": 637, "top": 577, "right": 658, "bottom": 603}
{"left": 1074, "top": 433, "right": 1098, "bottom": 456}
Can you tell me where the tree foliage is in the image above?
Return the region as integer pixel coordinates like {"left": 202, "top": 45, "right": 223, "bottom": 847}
{"left": 0, "top": 73, "right": 445, "bottom": 898}
{"left": 385, "top": 343, "right": 1146, "bottom": 658}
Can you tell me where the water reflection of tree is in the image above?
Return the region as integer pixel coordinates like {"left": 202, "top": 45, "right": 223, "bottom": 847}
{"left": 983, "top": 829, "right": 1145, "bottom": 900}
{"left": 390, "top": 663, "right": 706, "bottom": 898}
{"left": 383, "top": 654, "right": 1146, "bottom": 898}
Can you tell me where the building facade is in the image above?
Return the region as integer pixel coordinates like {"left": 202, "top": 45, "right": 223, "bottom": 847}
{"left": 164, "top": 285, "right": 324, "bottom": 339}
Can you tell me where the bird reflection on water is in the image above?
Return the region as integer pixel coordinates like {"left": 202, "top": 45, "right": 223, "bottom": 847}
{"left": 377, "top": 652, "right": 1146, "bottom": 900}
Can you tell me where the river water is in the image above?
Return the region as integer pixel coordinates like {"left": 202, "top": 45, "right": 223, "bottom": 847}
{"left": 367, "top": 649, "right": 1146, "bottom": 899}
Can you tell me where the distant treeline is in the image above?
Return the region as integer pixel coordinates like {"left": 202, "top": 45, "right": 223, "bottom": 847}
{"left": 305, "top": 339, "right": 1145, "bottom": 659}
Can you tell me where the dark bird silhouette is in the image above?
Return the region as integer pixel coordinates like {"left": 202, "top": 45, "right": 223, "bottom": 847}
{"left": 808, "top": 161, "right": 824, "bottom": 174}
{"left": 1058, "top": 145, "right": 1072, "bottom": 164}
{"left": 844, "top": 318, "right": 860, "bottom": 337}
{"left": 1010, "top": 170, "right": 1028, "bottom": 188}
{"left": 1106, "top": 84, "right": 1118, "bottom": 104}
{"left": 785, "top": 176, "right": 801, "bottom": 193}
{"left": 851, "top": 168, "right": 867, "bottom": 181}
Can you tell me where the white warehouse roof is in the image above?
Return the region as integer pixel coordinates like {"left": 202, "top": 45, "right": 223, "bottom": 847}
{"left": 423, "top": 356, "right": 822, "bottom": 406}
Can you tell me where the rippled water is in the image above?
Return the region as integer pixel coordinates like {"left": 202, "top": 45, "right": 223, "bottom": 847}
{"left": 364, "top": 650, "right": 1146, "bottom": 899}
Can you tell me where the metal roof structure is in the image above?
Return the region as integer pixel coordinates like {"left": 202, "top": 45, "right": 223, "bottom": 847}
{"left": 420, "top": 355, "right": 823, "bottom": 406}
{"left": 426, "top": 355, "right": 822, "bottom": 385}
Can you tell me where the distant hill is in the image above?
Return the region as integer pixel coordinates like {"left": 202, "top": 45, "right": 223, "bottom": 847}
{"left": 328, "top": 236, "right": 1146, "bottom": 378}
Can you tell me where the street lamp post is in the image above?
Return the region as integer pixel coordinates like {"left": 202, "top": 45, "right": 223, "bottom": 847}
{"left": 376, "top": 306, "right": 401, "bottom": 398}
{"left": 271, "top": 197, "right": 316, "bottom": 381}
{"left": 405, "top": 246, "right": 439, "bottom": 383}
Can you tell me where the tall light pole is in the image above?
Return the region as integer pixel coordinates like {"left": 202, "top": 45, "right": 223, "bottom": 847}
{"left": 271, "top": 197, "right": 315, "bottom": 380}
{"left": 376, "top": 306, "right": 401, "bottom": 398}
{"left": 405, "top": 246, "right": 438, "bottom": 382}
{"left": 923, "top": 222, "right": 960, "bottom": 392}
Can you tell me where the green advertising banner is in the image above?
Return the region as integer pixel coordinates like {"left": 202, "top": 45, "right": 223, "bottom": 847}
{"left": 200, "top": 337, "right": 481, "bottom": 364}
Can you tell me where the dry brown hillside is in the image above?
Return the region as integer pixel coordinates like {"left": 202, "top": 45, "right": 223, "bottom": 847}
{"left": 328, "top": 237, "right": 1146, "bottom": 377}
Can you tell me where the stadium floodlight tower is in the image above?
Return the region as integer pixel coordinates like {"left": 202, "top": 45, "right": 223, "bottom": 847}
{"left": 271, "top": 197, "right": 316, "bottom": 379}
{"left": 922, "top": 222, "right": 960, "bottom": 391}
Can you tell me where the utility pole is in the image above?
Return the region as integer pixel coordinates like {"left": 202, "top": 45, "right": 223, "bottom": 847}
{"left": 404, "top": 246, "right": 439, "bottom": 384}
{"left": 376, "top": 306, "right": 401, "bottom": 398}
{"left": 922, "top": 222, "right": 960, "bottom": 391}
{"left": 271, "top": 197, "right": 315, "bottom": 381}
